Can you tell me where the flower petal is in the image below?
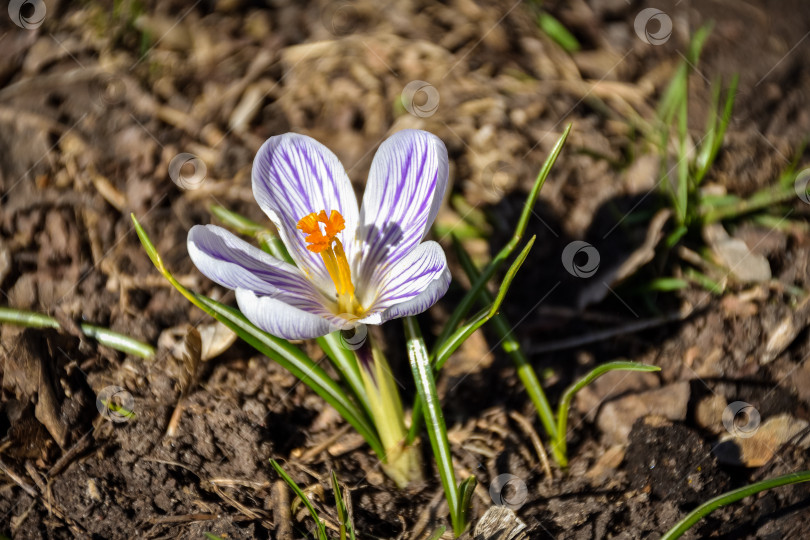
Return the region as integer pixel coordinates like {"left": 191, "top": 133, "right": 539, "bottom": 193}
{"left": 188, "top": 224, "right": 325, "bottom": 306}
{"left": 360, "top": 241, "right": 450, "bottom": 324}
{"left": 355, "top": 130, "right": 449, "bottom": 299}
{"left": 236, "top": 288, "right": 334, "bottom": 340}
{"left": 252, "top": 133, "right": 359, "bottom": 293}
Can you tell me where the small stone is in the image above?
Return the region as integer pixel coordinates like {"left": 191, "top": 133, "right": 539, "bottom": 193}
{"left": 575, "top": 369, "right": 660, "bottom": 421}
{"left": 695, "top": 394, "right": 728, "bottom": 434}
{"left": 714, "top": 414, "right": 810, "bottom": 467}
{"left": 596, "top": 382, "right": 690, "bottom": 445}
{"left": 704, "top": 223, "right": 771, "bottom": 283}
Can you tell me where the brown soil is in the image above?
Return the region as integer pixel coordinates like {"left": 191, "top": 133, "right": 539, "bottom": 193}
{"left": 2, "top": 0, "right": 810, "bottom": 538}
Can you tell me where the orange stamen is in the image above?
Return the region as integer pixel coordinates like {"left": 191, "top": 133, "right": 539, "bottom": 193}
{"left": 297, "top": 210, "right": 362, "bottom": 315}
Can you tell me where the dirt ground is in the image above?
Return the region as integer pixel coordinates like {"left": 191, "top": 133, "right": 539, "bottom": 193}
{"left": 2, "top": 0, "right": 810, "bottom": 538}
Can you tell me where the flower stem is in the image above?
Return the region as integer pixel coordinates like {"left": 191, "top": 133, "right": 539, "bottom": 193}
{"left": 356, "top": 332, "right": 422, "bottom": 488}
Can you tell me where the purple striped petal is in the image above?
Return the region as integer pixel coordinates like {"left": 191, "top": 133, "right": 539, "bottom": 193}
{"left": 235, "top": 289, "right": 335, "bottom": 340}
{"left": 188, "top": 225, "right": 327, "bottom": 308}
{"left": 360, "top": 241, "right": 450, "bottom": 324}
{"left": 354, "top": 130, "right": 449, "bottom": 298}
{"left": 252, "top": 133, "right": 359, "bottom": 295}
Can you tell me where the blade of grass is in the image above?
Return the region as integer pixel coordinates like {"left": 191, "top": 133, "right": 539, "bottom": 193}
{"left": 331, "top": 470, "right": 355, "bottom": 540}
{"left": 270, "top": 459, "right": 328, "bottom": 540}
{"left": 457, "top": 476, "right": 477, "bottom": 535}
{"left": 700, "top": 184, "right": 798, "bottom": 224}
{"left": 452, "top": 237, "right": 558, "bottom": 460}
{"left": 407, "top": 236, "right": 535, "bottom": 444}
{"left": 537, "top": 12, "right": 580, "bottom": 52}
{"left": 132, "top": 214, "right": 384, "bottom": 458}
{"left": 0, "top": 307, "right": 156, "bottom": 359}
{"left": 435, "top": 124, "right": 570, "bottom": 347}
{"left": 404, "top": 316, "right": 467, "bottom": 537}
{"left": 434, "top": 236, "right": 535, "bottom": 371}
{"left": 427, "top": 527, "right": 447, "bottom": 540}
{"left": 553, "top": 361, "right": 660, "bottom": 464}
{"left": 683, "top": 266, "right": 724, "bottom": 294}
{"left": 660, "top": 470, "right": 810, "bottom": 540}
{"left": 635, "top": 277, "right": 688, "bottom": 293}
{"left": 675, "top": 84, "right": 689, "bottom": 225}
{"left": 694, "top": 75, "right": 738, "bottom": 184}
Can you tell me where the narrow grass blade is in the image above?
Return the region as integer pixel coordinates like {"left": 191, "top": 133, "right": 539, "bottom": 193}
{"left": 435, "top": 124, "right": 570, "bottom": 346}
{"left": 700, "top": 184, "right": 797, "bottom": 224}
{"left": 537, "top": 12, "right": 580, "bottom": 52}
{"left": 427, "top": 526, "right": 447, "bottom": 540}
{"left": 694, "top": 75, "right": 738, "bottom": 185}
{"left": 554, "top": 361, "right": 660, "bottom": 464}
{"left": 132, "top": 215, "right": 384, "bottom": 458}
{"left": 452, "top": 237, "right": 558, "bottom": 453}
{"left": 270, "top": 460, "right": 328, "bottom": 540}
{"left": 636, "top": 278, "right": 688, "bottom": 293}
{"left": 457, "top": 476, "right": 477, "bottom": 535}
{"left": 675, "top": 89, "right": 689, "bottom": 225}
{"left": 0, "top": 307, "right": 156, "bottom": 359}
{"left": 683, "top": 266, "right": 724, "bottom": 294}
{"left": 660, "top": 470, "right": 810, "bottom": 540}
{"left": 209, "top": 204, "right": 264, "bottom": 235}
{"left": 408, "top": 236, "right": 535, "bottom": 444}
{"left": 331, "top": 470, "right": 355, "bottom": 540}
{"left": 434, "top": 236, "right": 535, "bottom": 370}
{"left": 404, "top": 316, "right": 465, "bottom": 536}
